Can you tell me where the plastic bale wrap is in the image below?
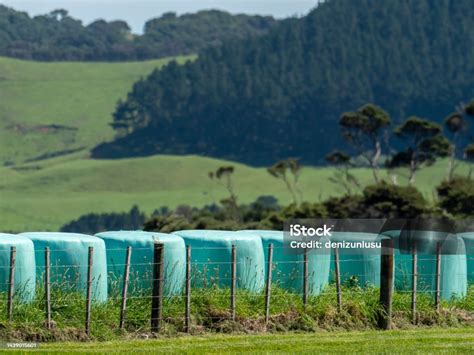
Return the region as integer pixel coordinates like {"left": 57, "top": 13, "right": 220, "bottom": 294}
{"left": 0, "top": 233, "right": 36, "bottom": 303}
{"left": 458, "top": 232, "right": 474, "bottom": 283}
{"left": 383, "top": 230, "right": 467, "bottom": 299}
{"left": 20, "top": 232, "right": 108, "bottom": 302}
{"left": 172, "top": 230, "right": 265, "bottom": 292}
{"left": 329, "top": 232, "right": 382, "bottom": 287}
{"left": 238, "top": 230, "right": 331, "bottom": 295}
{"left": 96, "top": 231, "right": 185, "bottom": 296}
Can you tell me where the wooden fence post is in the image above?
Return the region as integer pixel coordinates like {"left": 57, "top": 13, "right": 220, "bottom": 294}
{"left": 334, "top": 247, "right": 342, "bottom": 312}
{"left": 379, "top": 238, "right": 394, "bottom": 330}
{"left": 151, "top": 242, "right": 164, "bottom": 332}
{"left": 184, "top": 245, "right": 191, "bottom": 333}
{"left": 230, "top": 245, "right": 237, "bottom": 321}
{"left": 411, "top": 244, "right": 417, "bottom": 325}
{"left": 264, "top": 244, "right": 273, "bottom": 325}
{"left": 119, "top": 246, "right": 132, "bottom": 330}
{"left": 7, "top": 246, "right": 16, "bottom": 323}
{"left": 45, "top": 247, "right": 52, "bottom": 329}
{"left": 303, "top": 248, "right": 308, "bottom": 308}
{"left": 435, "top": 242, "right": 442, "bottom": 311}
{"left": 85, "top": 246, "right": 93, "bottom": 336}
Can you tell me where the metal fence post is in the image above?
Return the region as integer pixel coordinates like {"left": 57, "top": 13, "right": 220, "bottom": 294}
{"left": 151, "top": 242, "right": 164, "bottom": 332}
{"left": 45, "top": 247, "right": 52, "bottom": 329}
{"left": 185, "top": 245, "right": 191, "bottom": 333}
{"left": 334, "top": 247, "right": 342, "bottom": 312}
{"left": 85, "top": 246, "right": 93, "bottom": 336}
{"left": 7, "top": 246, "right": 16, "bottom": 323}
{"left": 119, "top": 246, "right": 132, "bottom": 330}
{"left": 230, "top": 245, "right": 237, "bottom": 321}
{"left": 411, "top": 244, "right": 417, "bottom": 324}
{"left": 264, "top": 244, "right": 273, "bottom": 325}
{"left": 435, "top": 242, "right": 441, "bottom": 311}
{"left": 303, "top": 248, "right": 308, "bottom": 308}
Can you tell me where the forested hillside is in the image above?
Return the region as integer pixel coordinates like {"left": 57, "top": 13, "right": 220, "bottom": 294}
{"left": 0, "top": 6, "right": 276, "bottom": 61}
{"left": 95, "top": 0, "right": 474, "bottom": 165}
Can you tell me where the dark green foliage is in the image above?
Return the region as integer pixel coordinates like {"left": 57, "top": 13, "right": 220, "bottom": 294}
{"left": 324, "top": 195, "right": 364, "bottom": 218}
{"left": 361, "top": 183, "right": 428, "bottom": 218}
{"left": 0, "top": 7, "right": 275, "bottom": 61}
{"left": 97, "top": 0, "right": 474, "bottom": 165}
{"left": 465, "top": 100, "right": 474, "bottom": 116}
{"left": 325, "top": 151, "right": 351, "bottom": 165}
{"left": 465, "top": 144, "right": 474, "bottom": 161}
{"left": 418, "top": 135, "right": 451, "bottom": 157}
{"left": 144, "top": 197, "right": 283, "bottom": 233}
{"left": 395, "top": 117, "right": 442, "bottom": 139}
{"left": 339, "top": 104, "right": 391, "bottom": 137}
{"left": 390, "top": 117, "right": 450, "bottom": 183}
{"left": 60, "top": 205, "right": 146, "bottom": 234}
{"left": 262, "top": 202, "right": 327, "bottom": 230}
{"left": 444, "top": 113, "right": 466, "bottom": 134}
{"left": 325, "top": 183, "right": 428, "bottom": 219}
{"left": 437, "top": 177, "right": 474, "bottom": 217}
{"left": 339, "top": 104, "right": 391, "bottom": 182}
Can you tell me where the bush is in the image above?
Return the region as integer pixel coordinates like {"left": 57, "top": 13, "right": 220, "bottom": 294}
{"left": 437, "top": 177, "right": 474, "bottom": 217}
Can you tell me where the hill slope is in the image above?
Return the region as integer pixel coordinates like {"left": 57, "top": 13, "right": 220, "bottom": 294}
{"left": 97, "top": 0, "right": 474, "bottom": 165}
{"left": 0, "top": 56, "right": 192, "bottom": 165}
{"left": 0, "top": 154, "right": 467, "bottom": 232}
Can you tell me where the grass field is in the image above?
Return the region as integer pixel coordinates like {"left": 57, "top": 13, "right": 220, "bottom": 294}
{"left": 0, "top": 152, "right": 470, "bottom": 232}
{"left": 16, "top": 329, "right": 474, "bottom": 353}
{"left": 0, "top": 56, "right": 192, "bottom": 165}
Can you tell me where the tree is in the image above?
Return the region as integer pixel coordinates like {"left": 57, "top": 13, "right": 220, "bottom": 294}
{"left": 444, "top": 112, "right": 466, "bottom": 180}
{"left": 465, "top": 144, "right": 474, "bottom": 179}
{"left": 362, "top": 182, "right": 428, "bottom": 218}
{"left": 208, "top": 166, "right": 240, "bottom": 222}
{"left": 444, "top": 99, "right": 474, "bottom": 180}
{"left": 267, "top": 158, "right": 302, "bottom": 205}
{"left": 325, "top": 151, "right": 360, "bottom": 194}
{"left": 463, "top": 100, "right": 474, "bottom": 179}
{"left": 437, "top": 177, "right": 474, "bottom": 217}
{"left": 49, "top": 9, "right": 68, "bottom": 21}
{"left": 339, "top": 104, "right": 391, "bottom": 183}
{"left": 390, "top": 117, "right": 450, "bottom": 185}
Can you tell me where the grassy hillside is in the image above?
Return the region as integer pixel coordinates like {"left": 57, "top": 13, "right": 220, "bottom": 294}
{"left": 0, "top": 154, "right": 468, "bottom": 232}
{"left": 0, "top": 56, "right": 192, "bottom": 165}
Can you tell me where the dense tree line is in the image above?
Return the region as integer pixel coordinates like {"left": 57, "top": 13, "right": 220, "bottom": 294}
{"left": 94, "top": 0, "right": 474, "bottom": 165}
{"left": 0, "top": 6, "right": 276, "bottom": 61}
{"left": 143, "top": 178, "right": 473, "bottom": 233}
{"left": 60, "top": 205, "right": 146, "bottom": 234}
{"left": 59, "top": 175, "right": 473, "bottom": 233}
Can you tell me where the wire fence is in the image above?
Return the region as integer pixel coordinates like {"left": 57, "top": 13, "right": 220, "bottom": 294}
{"left": 0, "top": 242, "right": 472, "bottom": 335}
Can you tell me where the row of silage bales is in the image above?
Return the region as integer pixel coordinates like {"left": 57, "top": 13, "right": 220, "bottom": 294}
{"left": 95, "top": 231, "right": 186, "bottom": 296}
{"left": 6, "top": 227, "right": 470, "bottom": 303}
{"left": 326, "top": 226, "right": 468, "bottom": 300}
{"left": 458, "top": 232, "right": 474, "bottom": 283}
{"left": 20, "top": 232, "right": 108, "bottom": 302}
{"left": 172, "top": 230, "right": 265, "bottom": 292}
{"left": 457, "top": 220, "right": 474, "bottom": 283}
{"left": 328, "top": 232, "right": 382, "bottom": 287}
{"left": 0, "top": 233, "right": 36, "bottom": 302}
{"left": 381, "top": 227, "right": 468, "bottom": 300}
{"left": 237, "top": 230, "right": 331, "bottom": 295}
